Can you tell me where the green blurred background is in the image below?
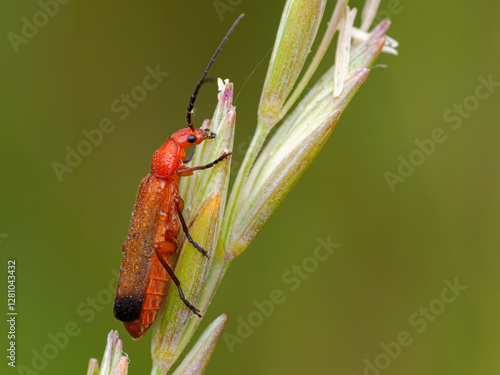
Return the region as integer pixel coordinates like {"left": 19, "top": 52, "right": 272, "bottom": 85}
{"left": 1, "top": 1, "right": 499, "bottom": 374}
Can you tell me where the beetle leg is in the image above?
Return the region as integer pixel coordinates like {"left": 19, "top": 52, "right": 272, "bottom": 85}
{"left": 153, "top": 247, "right": 202, "bottom": 317}
{"left": 176, "top": 151, "right": 232, "bottom": 176}
{"left": 174, "top": 197, "right": 210, "bottom": 258}
{"left": 151, "top": 241, "right": 177, "bottom": 257}
{"left": 182, "top": 148, "right": 196, "bottom": 164}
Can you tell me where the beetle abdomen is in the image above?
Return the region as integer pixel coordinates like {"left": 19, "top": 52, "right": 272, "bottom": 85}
{"left": 114, "top": 174, "right": 181, "bottom": 339}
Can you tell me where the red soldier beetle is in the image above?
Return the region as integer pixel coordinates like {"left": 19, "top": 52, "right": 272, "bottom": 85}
{"left": 113, "top": 14, "right": 244, "bottom": 339}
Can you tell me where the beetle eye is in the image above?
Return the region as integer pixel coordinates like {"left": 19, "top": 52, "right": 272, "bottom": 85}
{"left": 187, "top": 135, "right": 197, "bottom": 143}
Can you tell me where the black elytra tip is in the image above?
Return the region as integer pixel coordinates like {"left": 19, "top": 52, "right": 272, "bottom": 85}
{"left": 113, "top": 296, "right": 143, "bottom": 323}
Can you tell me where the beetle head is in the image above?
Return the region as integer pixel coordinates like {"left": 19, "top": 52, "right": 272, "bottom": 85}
{"left": 172, "top": 127, "right": 216, "bottom": 149}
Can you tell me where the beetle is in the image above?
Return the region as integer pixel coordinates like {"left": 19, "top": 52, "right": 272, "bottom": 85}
{"left": 113, "top": 14, "right": 243, "bottom": 339}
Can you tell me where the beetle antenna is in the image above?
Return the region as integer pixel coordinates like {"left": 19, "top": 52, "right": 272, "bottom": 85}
{"left": 186, "top": 13, "right": 244, "bottom": 130}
